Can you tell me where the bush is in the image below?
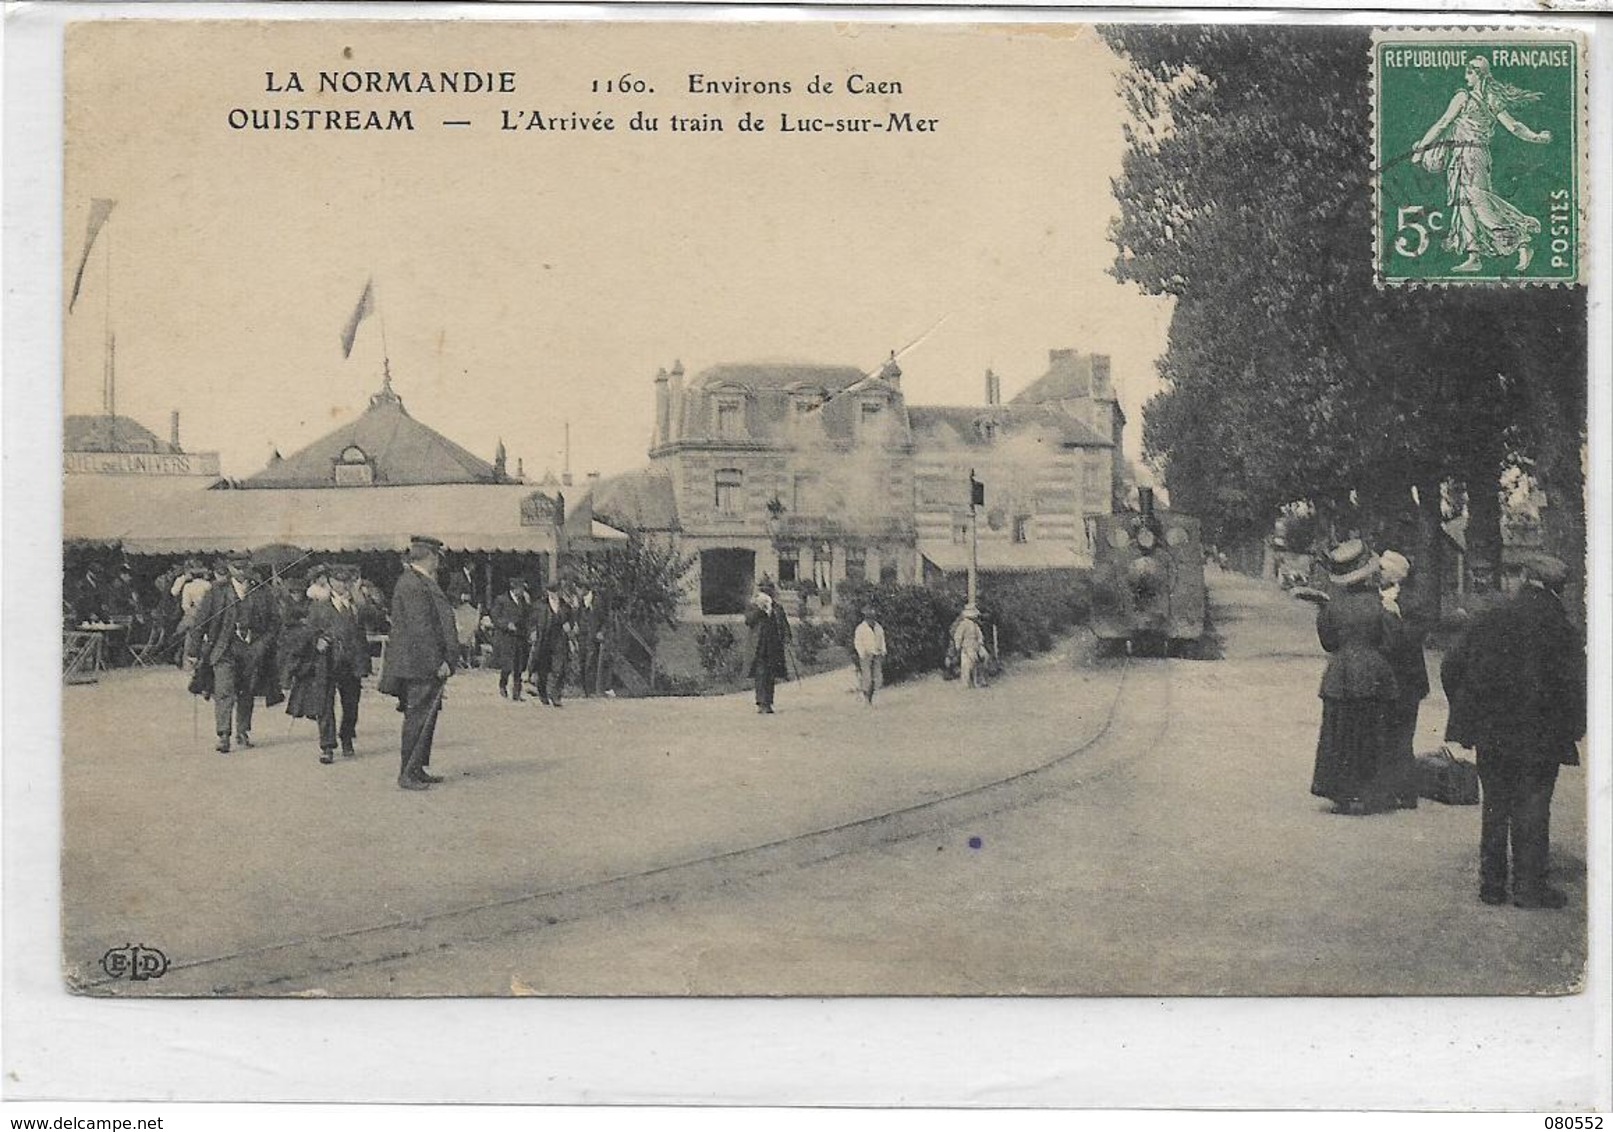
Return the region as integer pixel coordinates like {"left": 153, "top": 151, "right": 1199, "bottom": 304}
{"left": 834, "top": 581, "right": 961, "bottom": 683}
{"left": 946, "top": 570, "right": 1091, "bottom": 657}
{"left": 695, "top": 624, "right": 740, "bottom": 680}
{"left": 793, "top": 619, "right": 834, "bottom": 666}
{"left": 835, "top": 570, "right": 1092, "bottom": 682}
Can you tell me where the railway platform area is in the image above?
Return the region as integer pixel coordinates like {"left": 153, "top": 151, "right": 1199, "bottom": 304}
{"left": 57, "top": 570, "right": 1586, "bottom": 997}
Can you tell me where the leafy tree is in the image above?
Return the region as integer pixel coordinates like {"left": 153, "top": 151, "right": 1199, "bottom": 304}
{"left": 572, "top": 524, "right": 695, "bottom": 643}
{"left": 1103, "top": 25, "right": 1586, "bottom": 603}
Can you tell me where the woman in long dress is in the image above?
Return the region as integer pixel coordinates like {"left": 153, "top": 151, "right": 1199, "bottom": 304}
{"left": 1415, "top": 57, "right": 1553, "bottom": 273}
{"left": 1311, "top": 541, "right": 1400, "bottom": 815}
{"left": 1376, "top": 550, "right": 1429, "bottom": 810}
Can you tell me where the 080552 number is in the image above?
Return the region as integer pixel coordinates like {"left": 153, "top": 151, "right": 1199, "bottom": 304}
{"left": 1544, "top": 1118, "right": 1603, "bottom": 1129}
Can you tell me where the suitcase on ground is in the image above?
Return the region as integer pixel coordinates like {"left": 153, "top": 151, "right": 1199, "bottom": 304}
{"left": 1415, "top": 746, "right": 1481, "bottom": 806}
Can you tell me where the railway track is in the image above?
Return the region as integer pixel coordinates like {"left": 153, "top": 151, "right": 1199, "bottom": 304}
{"left": 95, "top": 656, "right": 1178, "bottom": 996}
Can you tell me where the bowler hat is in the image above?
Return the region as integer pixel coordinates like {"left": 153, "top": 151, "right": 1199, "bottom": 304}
{"left": 1326, "top": 539, "right": 1377, "bottom": 587}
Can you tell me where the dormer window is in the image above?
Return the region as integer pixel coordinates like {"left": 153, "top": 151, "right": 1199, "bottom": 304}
{"left": 860, "top": 400, "right": 883, "bottom": 432}
{"left": 333, "top": 444, "right": 374, "bottom": 485}
{"left": 976, "top": 419, "right": 999, "bottom": 443}
{"left": 716, "top": 400, "right": 743, "bottom": 439}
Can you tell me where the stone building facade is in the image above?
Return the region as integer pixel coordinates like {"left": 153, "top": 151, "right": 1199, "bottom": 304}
{"left": 595, "top": 348, "right": 1125, "bottom": 619}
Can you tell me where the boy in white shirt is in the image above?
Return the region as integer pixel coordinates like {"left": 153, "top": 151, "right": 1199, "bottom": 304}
{"left": 853, "top": 605, "right": 887, "bottom": 705}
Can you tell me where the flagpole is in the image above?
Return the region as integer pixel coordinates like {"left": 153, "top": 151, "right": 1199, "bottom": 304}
{"left": 104, "top": 219, "right": 116, "bottom": 448}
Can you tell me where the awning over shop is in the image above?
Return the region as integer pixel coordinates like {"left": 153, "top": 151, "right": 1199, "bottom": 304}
{"left": 918, "top": 541, "right": 1087, "bottom": 574}
{"left": 64, "top": 479, "right": 571, "bottom": 556}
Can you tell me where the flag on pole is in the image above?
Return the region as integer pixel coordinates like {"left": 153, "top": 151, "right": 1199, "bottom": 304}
{"left": 340, "top": 278, "right": 375, "bottom": 358}
{"left": 68, "top": 198, "right": 116, "bottom": 314}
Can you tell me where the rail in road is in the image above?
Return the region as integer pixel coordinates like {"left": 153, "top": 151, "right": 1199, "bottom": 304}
{"left": 104, "top": 654, "right": 1181, "bottom": 996}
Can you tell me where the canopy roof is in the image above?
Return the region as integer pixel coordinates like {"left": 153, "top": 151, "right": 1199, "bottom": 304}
{"left": 64, "top": 478, "right": 586, "bottom": 556}
{"left": 240, "top": 374, "right": 501, "bottom": 489}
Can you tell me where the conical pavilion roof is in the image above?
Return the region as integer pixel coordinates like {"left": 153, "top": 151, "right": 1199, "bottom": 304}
{"left": 241, "top": 373, "right": 499, "bottom": 488}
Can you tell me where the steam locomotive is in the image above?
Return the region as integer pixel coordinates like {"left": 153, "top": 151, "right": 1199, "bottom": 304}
{"left": 1089, "top": 488, "right": 1207, "bottom": 649}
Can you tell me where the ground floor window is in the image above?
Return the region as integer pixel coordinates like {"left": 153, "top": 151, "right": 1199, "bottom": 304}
{"left": 777, "top": 545, "right": 799, "bottom": 585}
{"left": 880, "top": 557, "right": 899, "bottom": 584}
{"left": 844, "top": 545, "right": 867, "bottom": 584}
{"left": 700, "top": 547, "right": 755, "bottom": 615}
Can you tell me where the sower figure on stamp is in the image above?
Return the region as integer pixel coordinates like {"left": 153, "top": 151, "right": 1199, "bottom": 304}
{"left": 378, "top": 536, "right": 459, "bottom": 791}
{"left": 488, "top": 577, "right": 532, "bottom": 700}
{"left": 287, "top": 564, "right": 373, "bottom": 764}
{"left": 1415, "top": 57, "right": 1552, "bottom": 274}
{"left": 1442, "top": 554, "right": 1584, "bottom": 909}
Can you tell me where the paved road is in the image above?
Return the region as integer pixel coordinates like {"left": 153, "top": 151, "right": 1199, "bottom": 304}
{"left": 62, "top": 572, "right": 1585, "bottom": 996}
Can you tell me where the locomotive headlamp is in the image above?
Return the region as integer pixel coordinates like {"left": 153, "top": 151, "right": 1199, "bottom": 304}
{"left": 1136, "top": 526, "right": 1158, "bottom": 552}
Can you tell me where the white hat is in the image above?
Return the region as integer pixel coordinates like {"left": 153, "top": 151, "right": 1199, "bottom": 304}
{"left": 1378, "top": 550, "right": 1410, "bottom": 584}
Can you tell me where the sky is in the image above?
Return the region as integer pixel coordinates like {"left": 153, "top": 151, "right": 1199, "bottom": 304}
{"left": 64, "top": 18, "right": 1173, "bottom": 483}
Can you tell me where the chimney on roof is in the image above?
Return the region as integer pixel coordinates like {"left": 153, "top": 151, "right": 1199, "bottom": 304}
{"left": 170, "top": 411, "right": 181, "bottom": 452}
{"left": 493, "top": 438, "right": 508, "bottom": 480}
{"left": 1091, "top": 354, "right": 1113, "bottom": 400}
{"left": 878, "top": 350, "right": 902, "bottom": 387}
{"left": 654, "top": 366, "right": 670, "bottom": 448}
{"left": 984, "top": 368, "right": 1001, "bottom": 406}
{"left": 668, "top": 360, "right": 686, "bottom": 441}
{"left": 562, "top": 422, "right": 573, "bottom": 486}
{"left": 516, "top": 457, "right": 525, "bottom": 480}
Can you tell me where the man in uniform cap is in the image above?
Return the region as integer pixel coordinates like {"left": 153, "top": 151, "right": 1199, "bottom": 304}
{"left": 378, "top": 536, "right": 459, "bottom": 789}
{"left": 1442, "top": 553, "right": 1584, "bottom": 908}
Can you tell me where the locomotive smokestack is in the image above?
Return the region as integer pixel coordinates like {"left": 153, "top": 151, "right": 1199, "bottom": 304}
{"left": 1138, "top": 486, "right": 1155, "bottom": 517}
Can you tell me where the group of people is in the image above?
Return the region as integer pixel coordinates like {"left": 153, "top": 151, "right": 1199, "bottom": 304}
{"left": 184, "top": 552, "right": 388, "bottom": 759}
{"left": 1310, "top": 538, "right": 1584, "bottom": 909}
{"left": 484, "top": 577, "right": 606, "bottom": 707}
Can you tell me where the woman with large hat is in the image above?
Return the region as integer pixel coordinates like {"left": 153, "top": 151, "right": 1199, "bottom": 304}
{"left": 1311, "top": 539, "right": 1400, "bottom": 815}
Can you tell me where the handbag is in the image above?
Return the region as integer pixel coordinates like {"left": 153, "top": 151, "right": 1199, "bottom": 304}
{"left": 1415, "top": 746, "right": 1481, "bottom": 806}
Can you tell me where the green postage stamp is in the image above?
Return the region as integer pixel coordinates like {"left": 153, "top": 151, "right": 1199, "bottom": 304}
{"left": 1373, "top": 29, "right": 1585, "bottom": 286}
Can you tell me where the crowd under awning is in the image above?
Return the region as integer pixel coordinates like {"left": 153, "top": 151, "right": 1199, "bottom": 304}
{"left": 64, "top": 478, "right": 625, "bottom": 557}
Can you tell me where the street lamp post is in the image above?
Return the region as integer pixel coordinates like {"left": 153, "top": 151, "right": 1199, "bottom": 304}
{"left": 968, "top": 470, "right": 983, "bottom": 608}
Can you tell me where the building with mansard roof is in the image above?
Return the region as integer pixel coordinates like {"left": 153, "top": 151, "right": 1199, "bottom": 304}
{"left": 594, "top": 347, "right": 1126, "bottom": 618}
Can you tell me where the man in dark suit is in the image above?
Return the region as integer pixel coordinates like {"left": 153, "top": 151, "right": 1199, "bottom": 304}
{"left": 573, "top": 586, "right": 606, "bottom": 696}
{"left": 1443, "top": 554, "right": 1585, "bottom": 909}
{"left": 527, "top": 582, "right": 571, "bottom": 707}
{"left": 378, "top": 536, "right": 459, "bottom": 790}
{"left": 293, "top": 564, "right": 373, "bottom": 763}
{"left": 193, "top": 551, "right": 282, "bottom": 753}
{"left": 488, "top": 578, "right": 533, "bottom": 701}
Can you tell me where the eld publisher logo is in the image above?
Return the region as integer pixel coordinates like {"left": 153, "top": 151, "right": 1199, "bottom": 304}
{"left": 100, "top": 943, "right": 168, "bottom": 982}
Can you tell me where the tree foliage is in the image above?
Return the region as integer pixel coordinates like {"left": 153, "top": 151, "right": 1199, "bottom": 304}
{"left": 572, "top": 525, "right": 696, "bottom": 640}
{"left": 1103, "top": 26, "right": 1585, "bottom": 593}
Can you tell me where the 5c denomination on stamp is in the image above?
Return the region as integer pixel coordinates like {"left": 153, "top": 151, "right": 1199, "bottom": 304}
{"left": 1373, "top": 29, "right": 1585, "bottom": 286}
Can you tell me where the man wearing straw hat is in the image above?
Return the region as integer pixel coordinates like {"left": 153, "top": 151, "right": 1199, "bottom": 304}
{"left": 378, "top": 536, "right": 459, "bottom": 790}
{"left": 1442, "top": 553, "right": 1584, "bottom": 908}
